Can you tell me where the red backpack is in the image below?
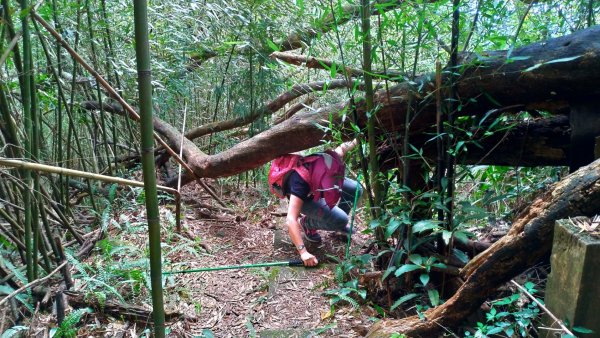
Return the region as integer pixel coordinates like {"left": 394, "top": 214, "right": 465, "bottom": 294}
{"left": 268, "top": 150, "right": 345, "bottom": 208}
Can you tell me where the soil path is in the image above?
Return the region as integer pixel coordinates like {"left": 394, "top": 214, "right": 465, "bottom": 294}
{"left": 163, "top": 185, "right": 374, "bottom": 337}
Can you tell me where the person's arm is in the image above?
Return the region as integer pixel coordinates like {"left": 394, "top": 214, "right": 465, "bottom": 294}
{"left": 286, "top": 195, "right": 318, "bottom": 267}
{"left": 334, "top": 139, "right": 358, "bottom": 158}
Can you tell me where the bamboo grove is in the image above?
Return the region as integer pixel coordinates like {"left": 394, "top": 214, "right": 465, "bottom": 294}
{"left": 0, "top": 0, "right": 599, "bottom": 336}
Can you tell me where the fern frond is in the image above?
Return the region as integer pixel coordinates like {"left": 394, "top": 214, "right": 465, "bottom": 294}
{"left": 334, "top": 294, "right": 360, "bottom": 309}
{"left": 2, "top": 259, "right": 28, "bottom": 285}
{"left": 1, "top": 325, "right": 28, "bottom": 338}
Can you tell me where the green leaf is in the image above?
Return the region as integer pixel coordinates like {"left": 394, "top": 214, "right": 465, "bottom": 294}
{"left": 382, "top": 266, "right": 397, "bottom": 281}
{"left": 330, "top": 62, "right": 338, "bottom": 78}
{"left": 265, "top": 39, "right": 280, "bottom": 52}
{"left": 391, "top": 293, "right": 418, "bottom": 310}
{"left": 394, "top": 264, "right": 422, "bottom": 277}
{"left": 245, "top": 319, "right": 256, "bottom": 337}
{"left": 369, "top": 219, "right": 381, "bottom": 229}
{"left": 487, "top": 326, "right": 504, "bottom": 335}
{"left": 408, "top": 254, "right": 423, "bottom": 265}
{"left": 428, "top": 289, "right": 440, "bottom": 306}
{"left": 200, "top": 329, "right": 215, "bottom": 338}
{"left": 452, "top": 248, "right": 469, "bottom": 264}
{"left": 1, "top": 325, "right": 29, "bottom": 338}
{"left": 431, "top": 262, "right": 448, "bottom": 269}
{"left": 453, "top": 231, "right": 470, "bottom": 244}
{"left": 524, "top": 281, "right": 537, "bottom": 293}
{"left": 223, "top": 41, "right": 245, "bottom": 45}
{"left": 412, "top": 220, "right": 440, "bottom": 233}
{"left": 523, "top": 55, "right": 583, "bottom": 72}
{"left": 419, "top": 273, "right": 430, "bottom": 286}
{"left": 0, "top": 286, "right": 33, "bottom": 312}
{"left": 483, "top": 92, "right": 502, "bottom": 106}
{"left": 385, "top": 218, "right": 402, "bottom": 239}
{"left": 573, "top": 327, "right": 594, "bottom": 334}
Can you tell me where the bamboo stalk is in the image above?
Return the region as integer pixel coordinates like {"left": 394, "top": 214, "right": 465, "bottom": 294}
{"left": 0, "top": 31, "right": 22, "bottom": 67}
{"left": 85, "top": 0, "right": 112, "bottom": 175}
{"left": 20, "top": 0, "right": 35, "bottom": 282}
{"left": 32, "top": 11, "right": 227, "bottom": 209}
{"left": 51, "top": 0, "right": 66, "bottom": 206}
{"left": 30, "top": 12, "right": 43, "bottom": 278}
{"left": 99, "top": 0, "right": 129, "bottom": 162}
{"left": 2, "top": 0, "right": 25, "bottom": 91}
{"left": 0, "top": 157, "right": 181, "bottom": 232}
{"left": 132, "top": 0, "right": 165, "bottom": 335}
{"left": 0, "top": 158, "right": 181, "bottom": 227}
{"left": 0, "top": 219, "right": 26, "bottom": 250}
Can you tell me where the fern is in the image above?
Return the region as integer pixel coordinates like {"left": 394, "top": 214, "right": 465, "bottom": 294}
{"left": 66, "top": 252, "right": 92, "bottom": 280}
{"left": 0, "top": 325, "right": 28, "bottom": 338}
{"left": 165, "top": 241, "right": 202, "bottom": 259}
{"left": 324, "top": 289, "right": 361, "bottom": 309}
{"left": 2, "top": 258, "right": 28, "bottom": 285}
{"left": 54, "top": 308, "right": 92, "bottom": 338}
{"left": 0, "top": 233, "right": 15, "bottom": 249}
{"left": 108, "top": 184, "right": 118, "bottom": 202}
{"left": 0, "top": 285, "right": 33, "bottom": 312}
{"left": 66, "top": 252, "right": 125, "bottom": 302}
{"left": 338, "top": 293, "right": 360, "bottom": 308}
{"left": 100, "top": 204, "right": 112, "bottom": 232}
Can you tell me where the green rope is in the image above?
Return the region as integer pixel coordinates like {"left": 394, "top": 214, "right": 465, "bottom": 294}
{"left": 345, "top": 173, "right": 362, "bottom": 260}
{"left": 163, "top": 260, "right": 303, "bottom": 275}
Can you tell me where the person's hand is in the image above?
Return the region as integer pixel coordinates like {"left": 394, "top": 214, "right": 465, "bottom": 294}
{"left": 300, "top": 251, "right": 319, "bottom": 267}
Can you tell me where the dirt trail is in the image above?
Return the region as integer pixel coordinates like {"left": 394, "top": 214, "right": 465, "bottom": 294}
{"left": 163, "top": 185, "right": 374, "bottom": 337}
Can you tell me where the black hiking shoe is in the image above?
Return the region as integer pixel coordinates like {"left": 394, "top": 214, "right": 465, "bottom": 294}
{"left": 300, "top": 216, "right": 322, "bottom": 243}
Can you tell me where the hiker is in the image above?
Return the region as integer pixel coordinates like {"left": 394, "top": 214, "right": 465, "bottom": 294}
{"left": 274, "top": 139, "right": 362, "bottom": 267}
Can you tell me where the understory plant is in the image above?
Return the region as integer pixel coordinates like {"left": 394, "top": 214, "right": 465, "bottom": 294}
{"left": 465, "top": 282, "right": 541, "bottom": 338}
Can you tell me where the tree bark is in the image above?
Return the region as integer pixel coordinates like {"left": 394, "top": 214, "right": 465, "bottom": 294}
{"left": 182, "top": 26, "right": 600, "bottom": 179}
{"left": 184, "top": 79, "right": 358, "bottom": 140}
{"left": 379, "top": 114, "right": 572, "bottom": 169}
{"left": 366, "top": 157, "right": 600, "bottom": 337}
{"left": 85, "top": 27, "right": 600, "bottom": 181}
{"left": 64, "top": 290, "right": 188, "bottom": 323}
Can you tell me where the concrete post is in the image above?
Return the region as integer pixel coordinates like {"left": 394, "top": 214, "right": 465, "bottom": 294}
{"left": 543, "top": 218, "right": 600, "bottom": 337}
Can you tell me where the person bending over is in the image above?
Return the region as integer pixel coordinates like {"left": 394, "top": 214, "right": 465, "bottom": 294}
{"left": 283, "top": 140, "right": 362, "bottom": 266}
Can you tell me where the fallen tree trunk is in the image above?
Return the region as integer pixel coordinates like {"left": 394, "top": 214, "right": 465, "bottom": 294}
{"left": 84, "top": 27, "right": 600, "bottom": 181}
{"left": 380, "top": 114, "right": 572, "bottom": 169}
{"left": 64, "top": 290, "right": 189, "bottom": 324}
{"left": 366, "top": 157, "right": 600, "bottom": 337}
{"left": 184, "top": 79, "right": 359, "bottom": 140}
{"left": 181, "top": 26, "right": 600, "bottom": 179}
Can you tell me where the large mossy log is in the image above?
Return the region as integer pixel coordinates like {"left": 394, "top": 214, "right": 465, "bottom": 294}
{"left": 366, "top": 157, "right": 600, "bottom": 337}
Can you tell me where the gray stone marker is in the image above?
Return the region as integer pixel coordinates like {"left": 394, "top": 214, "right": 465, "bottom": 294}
{"left": 544, "top": 218, "right": 600, "bottom": 337}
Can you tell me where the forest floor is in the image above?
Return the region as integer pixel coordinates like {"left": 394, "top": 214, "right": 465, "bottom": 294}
{"left": 25, "top": 180, "right": 377, "bottom": 337}
{"left": 11, "top": 178, "right": 548, "bottom": 337}
{"left": 160, "top": 182, "right": 375, "bottom": 337}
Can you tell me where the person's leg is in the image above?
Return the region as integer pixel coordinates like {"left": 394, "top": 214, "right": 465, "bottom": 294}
{"left": 300, "top": 198, "right": 348, "bottom": 232}
{"left": 338, "top": 177, "right": 362, "bottom": 214}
